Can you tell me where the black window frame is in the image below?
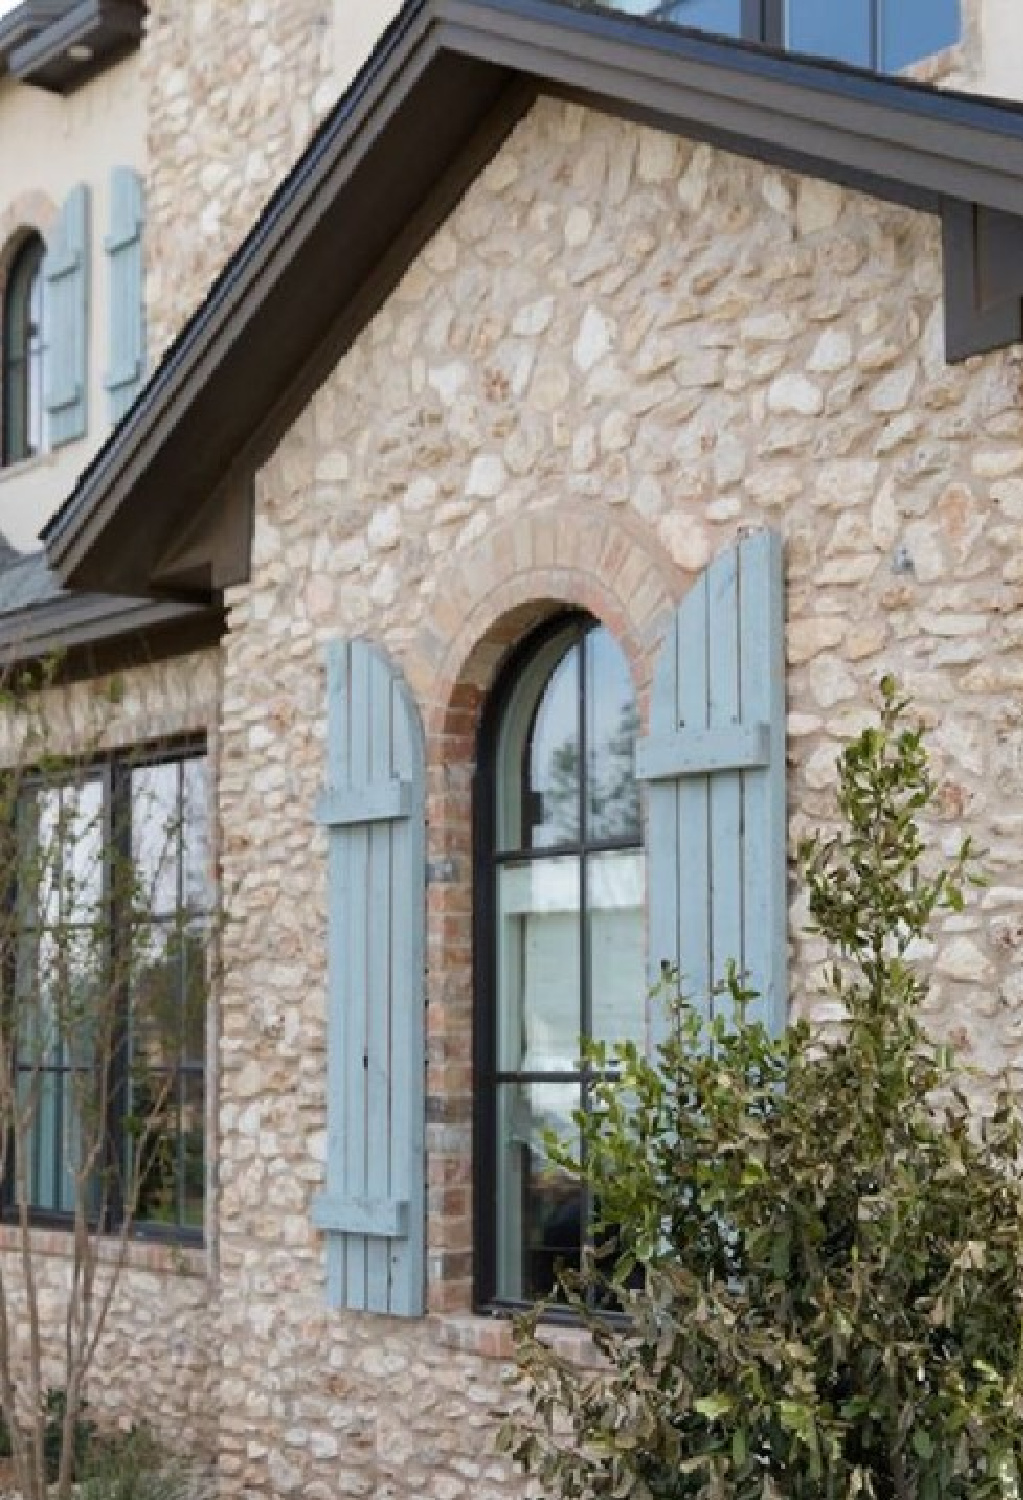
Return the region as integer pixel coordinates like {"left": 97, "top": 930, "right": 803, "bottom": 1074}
{"left": 1, "top": 738, "right": 210, "bottom": 1246}
{"left": 2, "top": 232, "right": 46, "bottom": 468}
{"left": 473, "top": 613, "right": 644, "bottom": 1312}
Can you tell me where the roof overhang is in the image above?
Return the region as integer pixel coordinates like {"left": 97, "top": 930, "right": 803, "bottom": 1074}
{"left": 43, "top": 0, "right": 1023, "bottom": 601}
{"left": 0, "top": 0, "right": 145, "bottom": 93}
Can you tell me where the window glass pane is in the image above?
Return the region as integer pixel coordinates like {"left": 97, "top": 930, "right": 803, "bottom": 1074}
{"left": 882, "top": 0, "right": 959, "bottom": 70}
{"left": 588, "top": 851, "right": 647, "bottom": 1049}
{"left": 181, "top": 1070, "right": 204, "bottom": 1229}
{"left": 3, "top": 236, "right": 45, "bottom": 465}
{"left": 645, "top": 0, "right": 743, "bottom": 34}
{"left": 586, "top": 629, "right": 640, "bottom": 842}
{"left": 63, "top": 779, "right": 104, "bottom": 926}
{"left": 786, "top": 0, "right": 872, "bottom": 65}
{"left": 495, "top": 1081, "right": 582, "bottom": 1302}
{"left": 182, "top": 921, "right": 208, "bottom": 1066}
{"left": 526, "top": 645, "right": 580, "bottom": 850}
{"left": 130, "top": 1065, "right": 178, "bottom": 1227}
{"left": 496, "top": 628, "right": 580, "bottom": 852}
{"left": 497, "top": 857, "right": 581, "bottom": 1075}
{"left": 132, "top": 925, "right": 183, "bottom": 1064}
{"left": 132, "top": 762, "right": 181, "bottom": 916}
{"left": 181, "top": 757, "right": 210, "bottom": 913}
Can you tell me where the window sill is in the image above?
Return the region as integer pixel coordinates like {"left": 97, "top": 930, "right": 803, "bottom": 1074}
{"left": 431, "top": 1312, "right": 603, "bottom": 1366}
{"left": 0, "top": 1223, "right": 208, "bottom": 1278}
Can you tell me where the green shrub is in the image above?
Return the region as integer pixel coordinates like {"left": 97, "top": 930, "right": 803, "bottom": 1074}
{"left": 78, "top": 1424, "right": 213, "bottom": 1500}
{"left": 499, "top": 680, "right": 1023, "bottom": 1500}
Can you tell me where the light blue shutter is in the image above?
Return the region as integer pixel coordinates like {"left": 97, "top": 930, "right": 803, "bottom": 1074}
{"left": 104, "top": 167, "right": 145, "bottom": 423}
{"left": 636, "top": 529, "right": 786, "bottom": 1036}
{"left": 311, "top": 639, "right": 427, "bottom": 1317}
{"left": 43, "top": 183, "right": 90, "bottom": 447}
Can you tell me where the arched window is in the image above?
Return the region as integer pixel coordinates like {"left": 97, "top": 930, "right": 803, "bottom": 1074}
{"left": 3, "top": 234, "right": 46, "bottom": 467}
{"left": 475, "top": 616, "right": 645, "bottom": 1306}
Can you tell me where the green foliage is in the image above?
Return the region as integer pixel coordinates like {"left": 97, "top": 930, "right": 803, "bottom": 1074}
{"left": 499, "top": 679, "right": 1023, "bottom": 1500}
{"left": 42, "top": 1387, "right": 96, "bottom": 1483}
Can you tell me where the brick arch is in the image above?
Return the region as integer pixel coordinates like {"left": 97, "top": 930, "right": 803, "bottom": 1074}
{"left": 406, "top": 503, "right": 685, "bottom": 748}
{"left": 410, "top": 503, "right": 688, "bottom": 1313}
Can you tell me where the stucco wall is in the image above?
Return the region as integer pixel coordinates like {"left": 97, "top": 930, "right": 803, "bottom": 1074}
{"left": 210, "top": 97, "right": 1023, "bottom": 1497}
{"left": 0, "top": 57, "right": 145, "bottom": 550}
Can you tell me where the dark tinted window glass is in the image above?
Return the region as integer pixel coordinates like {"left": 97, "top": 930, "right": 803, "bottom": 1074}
{"left": 786, "top": 0, "right": 872, "bottom": 65}
{"left": 882, "top": 0, "right": 960, "bottom": 70}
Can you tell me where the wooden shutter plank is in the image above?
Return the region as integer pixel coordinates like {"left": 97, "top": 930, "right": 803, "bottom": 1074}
{"left": 346, "top": 642, "right": 371, "bottom": 1309}
{"left": 644, "top": 607, "right": 682, "bottom": 1044}
{"left": 676, "top": 572, "right": 711, "bottom": 1015}
{"left": 738, "top": 531, "right": 786, "bottom": 1035}
{"left": 707, "top": 544, "right": 743, "bottom": 1023}
{"left": 323, "top": 643, "right": 351, "bottom": 1309}
{"left": 364, "top": 658, "right": 394, "bottom": 1313}
{"left": 387, "top": 672, "right": 427, "bottom": 1317}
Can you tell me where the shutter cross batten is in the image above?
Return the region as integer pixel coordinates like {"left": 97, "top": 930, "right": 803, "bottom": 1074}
{"left": 637, "top": 529, "right": 787, "bottom": 1038}
{"left": 635, "top": 723, "right": 770, "bottom": 780}
{"left": 311, "top": 638, "right": 427, "bottom": 1318}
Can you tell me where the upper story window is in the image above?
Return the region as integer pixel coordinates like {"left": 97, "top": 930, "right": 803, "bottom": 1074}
{"left": 638, "top": 0, "right": 961, "bottom": 72}
{"left": 476, "top": 617, "right": 645, "bottom": 1306}
{"left": 2, "top": 233, "right": 45, "bottom": 467}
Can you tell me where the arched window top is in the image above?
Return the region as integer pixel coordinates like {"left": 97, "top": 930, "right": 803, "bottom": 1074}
{"left": 479, "top": 614, "right": 645, "bottom": 1306}
{"left": 3, "top": 232, "right": 46, "bottom": 467}
{"left": 495, "top": 618, "right": 641, "bottom": 854}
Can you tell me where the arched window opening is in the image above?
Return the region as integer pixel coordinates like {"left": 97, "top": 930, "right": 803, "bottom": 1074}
{"left": 3, "top": 234, "right": 46, "bottom": 467}
{"left": 476, "top": 615, "right": 645, "bottom": 1306}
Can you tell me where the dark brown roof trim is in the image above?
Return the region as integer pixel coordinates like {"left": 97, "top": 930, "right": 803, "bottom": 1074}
{"left": 0, "top": 592, "right": 221, "bottom": 667}
{"left": 3, "top": 0, "right": 143, "bottom": 93}
{"left": 43, "top": 0, "right": 1023, "bottom": 600}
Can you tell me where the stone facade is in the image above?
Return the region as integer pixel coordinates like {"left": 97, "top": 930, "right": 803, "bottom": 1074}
{"left": 141, "top": 0, "right": 338, "bottom": 362}
{"left": 206, "top": 97, "right": 1023, "bottom": 1497}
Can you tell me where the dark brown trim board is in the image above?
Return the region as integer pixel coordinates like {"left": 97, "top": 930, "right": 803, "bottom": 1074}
{"left": 43, "top": 0, "right": 1023, "bottom": 604}
{"left": 1, "top": 0, "right": 144, "bottom": 92}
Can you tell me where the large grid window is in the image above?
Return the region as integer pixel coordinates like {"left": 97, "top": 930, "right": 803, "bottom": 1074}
{"left": 7, "top": 748, "right": 209, "bottom": 1239}
{"left": 2, "top": 234, "right": 46, "bottom": 467}
{"left": 627, "top": 0, "right": 961, "bottom": 72}
{"left": 476, "top": 618, "right": 644, "bottom": 1306}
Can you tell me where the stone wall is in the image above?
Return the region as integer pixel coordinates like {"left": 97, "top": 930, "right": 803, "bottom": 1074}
{"left": 213, "top": 96, "right": 1023, "bottom": 1497}
{"left": 0, "top": 650, "right": 221, "bottom": 1454}
{"left": 141, "top": 0, "right": 337, "bottom": 362}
